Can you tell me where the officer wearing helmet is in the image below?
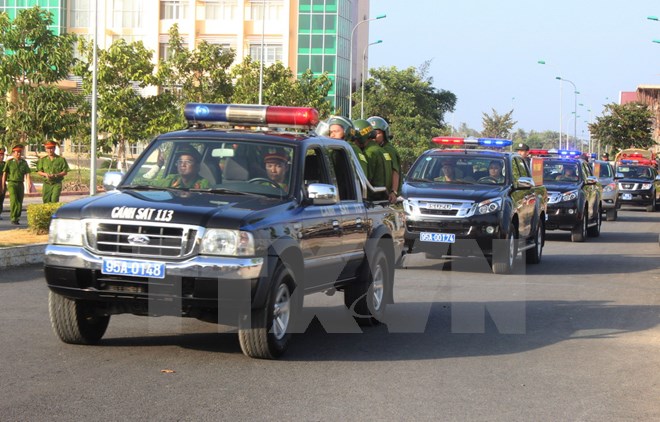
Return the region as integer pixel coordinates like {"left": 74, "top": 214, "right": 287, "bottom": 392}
{"left": 326, "top": 115, "right": 368, "bottom": 177}
{"left": 353, "top": 119, "right": 389, "bottom": 201}
{"left": 368, "top": 116, "right": 401, "bottom": 203}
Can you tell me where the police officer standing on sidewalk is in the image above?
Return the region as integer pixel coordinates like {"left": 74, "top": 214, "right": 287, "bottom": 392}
{"left": 37, "top": 140, "right": 69, "bottom": 203}
{"left": 0, "top": 146, "right": 6, "bottom": 220}
{"left": 1, "top": 144, "right": 32, "bottom": 225}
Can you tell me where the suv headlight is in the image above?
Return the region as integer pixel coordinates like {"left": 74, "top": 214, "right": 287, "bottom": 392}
{"left": 641, "top": 183, "right": 652, "bottom": 190}
{"left": 561, "top": 190, "right": 579, "bottom": 202}
{"left": 49, "top": 219, "right": 84, "bottom": 246}
{"left": 200, "top": 229, "right": 255, "bottom": 256}
{"left": 603, "top": 183, "right": 616, "bottom": 193}
{"left": 476, "top": 198, "right": 502, "bottom": 215}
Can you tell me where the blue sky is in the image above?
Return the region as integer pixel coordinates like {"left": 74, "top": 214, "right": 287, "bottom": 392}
{"left": 367, "top": 0, "right": 660, "bottom": 138}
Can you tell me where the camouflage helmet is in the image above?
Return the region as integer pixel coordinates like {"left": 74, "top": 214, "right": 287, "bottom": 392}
{"left": 352, "top": 119, "right": 375, "bottom": 144}
{"left": 367, "top": 116, "right": 391, "bottom": 141}
{"left": 327, "top": 115, "right": 355, "bottom": 142}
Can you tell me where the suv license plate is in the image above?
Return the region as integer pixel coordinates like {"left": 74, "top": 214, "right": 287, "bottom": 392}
{"left": 102, "top": 258, "right": 166, "bottom": 279}
{"left": 622, "top": 193, "right": 632, "bottom": 200}
{"left": 420, "top": 232, "right": 456, "bottom": 243}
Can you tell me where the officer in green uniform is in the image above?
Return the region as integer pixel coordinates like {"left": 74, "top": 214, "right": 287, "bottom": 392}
{"left": 368, "top": 116, "right": 402, "bottom": 203}
{"left": 161, "top": 150, "right": 210, "bottom": 189}
{"left": 327, "top": 116, "right": 369, "bottom": 177}
{"left": 0, "top": 146, "right": 6, "bottom": 220}
{"left": 37, "top": 140, "right": 70, "bottom": 203}
{"left": 353, "top": 119, "right": 390, "bottom": 201}
{"left": 1, "top": 144, "right": 32, "bottom": 225}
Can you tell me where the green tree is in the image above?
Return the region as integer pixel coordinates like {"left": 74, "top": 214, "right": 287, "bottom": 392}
{"left": 231, "top": 56, "right": 333, "bottom": 114}
{"left": 74, "top": 38, "right": 158, "bottom": 170}
{"left": 0, "top": 6, "right": 78, "bottom": 146}
{"left": 359, "top": 62, "right": 457, "bottom": 170}
{"left": 588, "top": 102, "right": 654, "bottom": 153}
{"left": 481, "top": 109, "right": 517, "bottom": 139}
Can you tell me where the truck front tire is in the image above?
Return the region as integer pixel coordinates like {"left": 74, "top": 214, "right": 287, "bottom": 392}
{"left": 238, "top": 262, "right": 297, "bottom": 359}
{"left": 48, "top": 291, "right": 109, "bottom": 345}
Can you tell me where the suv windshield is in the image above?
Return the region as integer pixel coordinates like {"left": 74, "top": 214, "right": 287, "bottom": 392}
{"left": 123, "top": 139, "right": 295, "bottom": 197}
{"left": 616, "top": 165, "right": 654, "bottom": 180}
{"left": 408, "top": 155, "right": 507, "bottom": 185}
{"left": 543, "top": 160, "right": 581, "bottom": 183}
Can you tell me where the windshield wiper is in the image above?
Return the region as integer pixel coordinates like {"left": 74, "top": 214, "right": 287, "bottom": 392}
{"left": 123, "top": 184, "right": 176, "bottom": 192}
{"left": 189, "top": 187, "right": 261, "bottom": 197}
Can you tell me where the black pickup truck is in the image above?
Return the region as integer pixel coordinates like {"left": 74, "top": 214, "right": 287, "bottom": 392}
{"left": 44, "top": 104, "right": 404, "bottom": 359}
{"left": 401, "top": 138, "right": 547, "bottom": 274}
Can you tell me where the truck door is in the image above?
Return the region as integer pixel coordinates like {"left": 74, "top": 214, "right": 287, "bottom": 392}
{"left": 511, "top": 156, "right": 535, "bottom": 238}
{"left": 326, "top": 145, "right": 369, "bottom": 281}
{"left": 300, "top": 146, "right": 347, "bottom": 291}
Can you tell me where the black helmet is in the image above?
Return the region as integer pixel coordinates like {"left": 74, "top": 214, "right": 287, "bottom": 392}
{"left": 327, "top": 116, "right": 355, "bottom": 142}
{"left": 367, "top": 116, "right": 391, "bottom": 141}
{"left": 352, "top": 119, "right": 375, "bottom": 144}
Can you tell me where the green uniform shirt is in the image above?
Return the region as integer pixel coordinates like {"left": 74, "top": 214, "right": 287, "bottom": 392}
{"left": 362, "top": 140, "right": 389, "bottom": 200}
{"left": 3, "top": 158, "right": 31, "bottom": 182}
{"left": 382, "top": 142, "right": 402, "bottom": 190}
{"left": 349, "top": 142, "right": 369, "bottom": 178}
{"left": 37, "top": 155, "right": 70, "bottom": 184}
{"left": 162, "top": 174, "right": 210, "bottom": 189}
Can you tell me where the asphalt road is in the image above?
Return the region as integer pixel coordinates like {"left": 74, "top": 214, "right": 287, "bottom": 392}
{"left": 1, "top": 208, "right": 658, "bottom": 421}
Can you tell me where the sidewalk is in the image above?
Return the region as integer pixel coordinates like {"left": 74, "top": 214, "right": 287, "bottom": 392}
{"left": 0, "top": 191, "right": 93, "bottom": 268}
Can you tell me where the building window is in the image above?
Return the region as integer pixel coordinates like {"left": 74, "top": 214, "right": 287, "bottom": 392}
{"left": 160, "top": 0, "right": 188, "bottom": 20}
{"left": 112, "top": 0, "right": 143, "bottom": 28}
{"left": 204, "top": 0, "right": 237, "bottom": 20}
{"left": 249, "top": 43, "right": 282, "bottom": 66}
{"left": 70, "top": 0, "right": 90, "bottom": 28}
{"left": 247, "top": 0, "right": 283, "bottom": 21}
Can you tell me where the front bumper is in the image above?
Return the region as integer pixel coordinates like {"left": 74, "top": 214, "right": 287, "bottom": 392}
{"left": 546, "top": 201, "right": 580, "bottom": 230}
{"left": 618, "top": 190, "right": 654, "bottom": 206}
{"left": 404, "top": 213, "right": 503, "bottom": 256}
{"left": 44, "top": 245, "right": 265, "bottom": 314}
{"left": 601, "top": 190, "right": 619, "bottom": 210}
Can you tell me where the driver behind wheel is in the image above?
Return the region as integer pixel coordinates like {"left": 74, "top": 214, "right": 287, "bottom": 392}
{"left": 264, "top": 150, "right": 290, "bottom": 191}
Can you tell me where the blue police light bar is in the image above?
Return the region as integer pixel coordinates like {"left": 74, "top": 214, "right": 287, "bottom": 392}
{"left": 184, "top": 103, "right": 319, "bottom": 128}
{"left": 477, "top": 138, "right": 513, "bottom": 147}
{"left": 558, "top": 149, "right": 581, "bottom": 157}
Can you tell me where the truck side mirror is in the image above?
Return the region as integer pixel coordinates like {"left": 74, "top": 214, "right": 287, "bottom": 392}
{"left": 102, "top": 171, "right": 124, "bottom": 191}
{"left": 307, "top": 183, "right": 339, "bottom": 205}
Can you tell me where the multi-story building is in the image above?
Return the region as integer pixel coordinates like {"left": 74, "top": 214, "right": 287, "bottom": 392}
{"left": 2, "top": 0, "right": 375, "bottom": 116}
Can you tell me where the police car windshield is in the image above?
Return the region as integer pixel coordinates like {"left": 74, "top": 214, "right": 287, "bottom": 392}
{"left": 124, "top": 139, "right": 295, "bottom": 198}
{"left": 617, "top": 165, "right": 653, "bottom": 179}
{"left": 543, "top": 160, "right": 581, "bottom": 183}
{"left": 408, "top": 155, "right": 506, "bottom": 185}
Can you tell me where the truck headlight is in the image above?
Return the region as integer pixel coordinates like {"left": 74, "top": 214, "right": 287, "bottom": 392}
{"left": 603, "top": 183, "right": 616, "bottom": 193}
{"left": 49, "top": 219, "right": 84, "bottom": 246}
{"left": 200, "top": 229, "right": 255, "bottom": 256}
{"left": 641, "top": 183, "right": 652, "bottom": 190}
{"left": 561, "top": 190, "right": 579, "bottom": 202}
{"left": 476, "top": 198, "right": 501, "bottom": 215}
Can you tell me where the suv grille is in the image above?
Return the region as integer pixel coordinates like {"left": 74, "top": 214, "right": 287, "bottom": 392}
{"left": 86, "top": 221, "right": 198, "bottom": 258}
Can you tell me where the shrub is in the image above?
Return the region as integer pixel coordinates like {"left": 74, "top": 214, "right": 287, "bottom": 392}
{"left": 27, "top": 202, "right": 64, "bottom": 235}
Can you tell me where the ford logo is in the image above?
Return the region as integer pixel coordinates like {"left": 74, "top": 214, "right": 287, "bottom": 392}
{"left": 127, "top": 234, "right": 151, "bottom": 245}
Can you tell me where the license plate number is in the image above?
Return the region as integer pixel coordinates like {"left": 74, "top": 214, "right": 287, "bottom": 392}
{"left": 622, "top": 193, "right": 632, "bottom": 200}
{"left": 420, "top": 232, "right": 456, "bottom": 243}
{"left": 102, "top": 258, "right": 166, "bottom": 279}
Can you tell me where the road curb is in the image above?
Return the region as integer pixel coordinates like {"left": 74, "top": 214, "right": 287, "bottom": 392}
{"left": 0, "top": 244, "right": 46, "bottom": 269}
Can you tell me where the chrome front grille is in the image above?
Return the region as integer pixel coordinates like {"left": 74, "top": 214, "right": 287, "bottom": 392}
{"left": 405, "top": 198, "right": 476, "bottom": 218}
{"left": 86, "top": 221, "right": 199, "bottom": 258}
{"left": 618, "top": 183, "right": 639, "bottom": 190}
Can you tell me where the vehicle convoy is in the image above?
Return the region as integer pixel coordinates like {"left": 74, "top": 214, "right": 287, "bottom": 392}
{"left": 590, "top": 159, "right": 621, "bottom": 221}
{"left": 531, "top": 150, "right": 602, "bottom": 242}
{"left": 615, "top": 161, "right": 660, "bottom": 212}
{"left": 400, "top": 137, "right": 547, "bottom": 274}
{"left": 44, "top": 103, "right": 404, "bottom": 359}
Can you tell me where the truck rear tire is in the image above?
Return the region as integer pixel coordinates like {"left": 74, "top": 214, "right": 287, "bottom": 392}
{"left": 344, "top": 248, "right": 390, "bottom": 326}
{"left": 238, "top": 263, "right": 297, "bottom": 359}
{"left": 48, "top": 291, "right": 109, "bottom": 345}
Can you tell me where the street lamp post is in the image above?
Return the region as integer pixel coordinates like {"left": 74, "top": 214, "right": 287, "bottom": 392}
{"left": 361, "top": 40, "right": 382, "bottom": 119}
{"left": 349, "top": 14, "right": 386, "bottom": 120}
{"left": 90, "top": 0, "right": 99, "bottom": 195}
{"left": 537, "top": 60, "right": 563, "bottom": 148}
{"left": 557, "top": 77, "right": 578, "bottom": 149}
